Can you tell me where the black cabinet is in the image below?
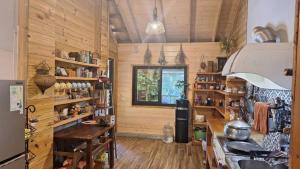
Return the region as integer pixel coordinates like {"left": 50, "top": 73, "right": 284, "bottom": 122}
{"left": 175, "top": 99, "right": 189, "bottom": 143}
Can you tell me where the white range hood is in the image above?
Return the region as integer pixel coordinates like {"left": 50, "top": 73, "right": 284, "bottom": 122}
{"left": 222, "top": 43, "right": 293, "bottom": 90}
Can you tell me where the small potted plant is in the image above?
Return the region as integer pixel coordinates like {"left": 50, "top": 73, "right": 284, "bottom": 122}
{"left": 175, "top": 80, "right": 189, "bottom": 100}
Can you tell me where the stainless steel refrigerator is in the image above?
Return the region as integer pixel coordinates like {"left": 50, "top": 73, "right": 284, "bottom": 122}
{"left": 0, "top": 80, "right": 25, "bottom": 169}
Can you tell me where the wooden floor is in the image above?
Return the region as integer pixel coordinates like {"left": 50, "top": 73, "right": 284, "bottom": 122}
{"left": 114, "top": 137, "right": 204, "bottom": 169}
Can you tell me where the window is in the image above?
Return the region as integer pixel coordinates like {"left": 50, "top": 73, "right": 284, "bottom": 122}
{"left": 132, "top": 66, "right": 187, "bottom": 106}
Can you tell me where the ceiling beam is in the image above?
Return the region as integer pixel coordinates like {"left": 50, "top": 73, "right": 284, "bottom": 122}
{"left": 211, "top": 0, "right": 224, "bottom": 42}
{"left": 189, "top": 0, "right": 197, "bottom": 42}
{"left": 111, "top": 28, "right": 126, "bottom": 32}
{"left": 109, "top": 13, "right": 121, "bottom": 19}
{"left": 158, "top": 0, "right": 167, "bottom": 42}
{"left": 126, "top": 0, "right": 142, "bottom": 43}
{"left": 110, "top": 0, "right": 132, "bottom": 42}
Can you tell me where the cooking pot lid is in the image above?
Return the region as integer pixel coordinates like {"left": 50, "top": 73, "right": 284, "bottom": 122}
{"left": 226, "top": 119, "right": 251, "bottom": 129}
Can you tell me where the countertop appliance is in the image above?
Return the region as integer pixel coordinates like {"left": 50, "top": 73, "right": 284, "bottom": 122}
{"left": 0, "top": 80, "right": 25, "bottom": 169}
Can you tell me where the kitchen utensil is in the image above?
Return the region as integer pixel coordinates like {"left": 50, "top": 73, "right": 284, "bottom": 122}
{"left": 54, "top": 82, "right": 60, "bottom": 90}
{"left": 252, "top": 26, "right": 277, "bottom": 43}
{"left": 82, "top": 120, "right": 98, "bottom": 125}
{"left": 226, "top": 141, "right": 262, "bottom": 154}
{"left": 72, "top": 82, "right": 78, "bottom": 89}
{"left": 59, "top": 82, "right": 67, "bottom": 90}
{"left": 224, "top": 118, "right": 251, "bottom": 140}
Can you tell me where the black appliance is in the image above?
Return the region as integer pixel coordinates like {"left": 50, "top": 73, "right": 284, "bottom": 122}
{"left": 175, "top": 99, "right": 189, "bottom": 143}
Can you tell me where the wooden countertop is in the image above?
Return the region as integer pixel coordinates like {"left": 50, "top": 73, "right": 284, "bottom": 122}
{"left": 207, "top": 118, "right": 265, "bottom": 144}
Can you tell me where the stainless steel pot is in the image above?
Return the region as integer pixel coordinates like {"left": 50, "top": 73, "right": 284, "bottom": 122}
{"left": 224, "top": 118, "right": 251, "bottom": 140}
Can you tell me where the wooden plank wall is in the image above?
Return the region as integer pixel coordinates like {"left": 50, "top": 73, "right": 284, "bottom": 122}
{"left": 26, "top": 0, "right": 111, "bottom": 168}
{"left": 117, "top": 43, "right": 224, "bottom": 136}
{"left": 290, "top": 1, "right": 299, "bottom": 168}
{"left": 27, "top": 1, "right": 56, "bottom": 169}
{"left": 100, "top": 0, "right": 109, "bottom": 71}
{"left": 231, "top": 0, "right": 248, "bottom": 49}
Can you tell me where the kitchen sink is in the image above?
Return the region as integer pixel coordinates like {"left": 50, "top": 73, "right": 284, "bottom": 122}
{"left": 238, "top": 160, "right": 288, "bottom": 169}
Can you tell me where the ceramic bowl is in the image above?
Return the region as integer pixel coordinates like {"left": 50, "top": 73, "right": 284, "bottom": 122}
{"left": 66, "top": 82, "right": 72, "bottom": 89}
{"left": 72, "top": 82, "right": 78, "bottom": 89}
{"left": 54, "top": 83, "right": 60, "bottom": 90}
{"left": 59, "top": 82, "right": 67, "bottom": 90}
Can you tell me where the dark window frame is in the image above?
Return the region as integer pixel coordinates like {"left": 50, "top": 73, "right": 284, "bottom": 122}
{"left": 132, "top": 65, "right": 187, "bottom": 106}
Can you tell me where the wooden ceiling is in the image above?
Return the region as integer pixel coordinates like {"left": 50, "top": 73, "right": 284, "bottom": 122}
{"left": 109, "top": 0, "right": 242, "bottom": 43}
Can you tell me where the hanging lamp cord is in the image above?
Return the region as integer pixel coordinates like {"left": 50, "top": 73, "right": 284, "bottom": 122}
{"left": 153, "top": 0, "right": 158, "bottom": 20}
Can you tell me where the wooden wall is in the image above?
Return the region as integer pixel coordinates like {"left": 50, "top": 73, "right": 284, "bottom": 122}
{"left": 231, "top": 0, "right": 248, "bottom": 49}
{"left": 117, "top": 43, "right": 224, "bottom": 136}
{"left": 26, "top": 0, "right": 110, "bottom": 168}
{"left": 290, "top": 1, "right": 299, "bottom": 168}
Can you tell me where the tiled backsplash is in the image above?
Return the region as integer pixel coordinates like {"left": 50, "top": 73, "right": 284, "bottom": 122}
{"left": 244, "top": 83, "right": 292, "bottom": 151}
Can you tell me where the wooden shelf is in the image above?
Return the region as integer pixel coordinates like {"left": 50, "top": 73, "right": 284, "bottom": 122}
{"left": 53, "top": 112, "right": 93, "bottom": 128}
{"left": 227, "top": 78, "right": 246, "bottom": 82}
{"left": 227, "top": 106, "right": 240, "bottom": 110}
{"left": 215, "top": 90, "right": 245, "bottom": 97}
{"left": 192, "top": 139, "right": 202, "bottom": 146}
{"left": 194, "top": 105, "right": 215, "bottom": 109}
{"left": 197, "top": 72, "right": 221, "bottom": 75}
{"left": 55, "top": 57, "right": 99, "bottom": 68}
{"left": 55, "top": 76, "right": 98, "bottom": 81}
{"left": 193, "top": 121, "right": 207, "bottom": 126}
{"left": 195, "top": 81, "right": 217, "bottom": 84}
{"left": 54, "top": 97, "right": 97, "bottom": 106}
{"left": 215, "top": 107, "right": 225, "bottom": 117}
{"left": 194, "top": 89, "right": 216, "bottom": 92}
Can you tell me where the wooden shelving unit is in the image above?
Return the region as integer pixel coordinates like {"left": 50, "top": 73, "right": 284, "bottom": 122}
{"left": 192, "top": 72, "right": 246, "bottom": 145}
{"left": 53, "top": 112, "right": 93, "bottom": 128}
{"left": 54, "top": 97, "right": 98, "bottom": 106}
{"left": 55, "top": 57, "right": 99, "bottom": 68}
{"left": 55, "top": 76, "right": 98, "bottom": 81}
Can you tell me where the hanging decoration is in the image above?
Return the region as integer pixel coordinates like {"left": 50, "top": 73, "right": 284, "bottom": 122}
{"left": 175, "top": 44, "right": 186, "bottom": 65}
{"left": 144, "top": 44, "right": 152, "bottom": 65}
{"left": 33, "top": 60, "right": 56, "bottom": 94}
{"left": 199, "top": 55, "right": 207, "bottom": 72}
{"left": 158, "top": 45, "right": 167, "bottom": 65}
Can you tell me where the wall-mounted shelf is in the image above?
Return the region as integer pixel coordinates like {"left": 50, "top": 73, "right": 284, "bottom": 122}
{"left": 53, "top": 112, "right": 93, "bottom": 128}
{"left": 194, "top": 105, "right": 215, "bottom": 109}
{"left": 193, "top": 121, "right": 207, "bottom": 126}
{"left": 54, "top": 97, "right": 98, "bottom": 106}
{"left": 55, "top": 57, "right": 99, "bottom": 68}
{"left": 215, "top": 107, "right": 225, "bottom": 117}
{"left": 55, "top": 76, "right": 98, "bottom": 81}
{"left": 193, "top": 89, "right": 216, "bottom": 92}
{"left": 195, "top": 81, "right": 217, "bottom": 84}
{"left": 197, "top": 72, "right": 221, "bottom": 75}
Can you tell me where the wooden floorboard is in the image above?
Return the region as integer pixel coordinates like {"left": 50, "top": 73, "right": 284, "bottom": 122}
{"left": 114, "top": 137, "right": 204, "bottom": 169}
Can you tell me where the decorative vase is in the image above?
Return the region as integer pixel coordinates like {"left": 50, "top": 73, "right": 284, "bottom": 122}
{"left": 33, "top": 61, "right": 56, "bottom": 94}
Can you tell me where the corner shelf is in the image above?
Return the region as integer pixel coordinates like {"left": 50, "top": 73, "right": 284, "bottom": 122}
{"left": 55, "top": 57, "right": 99, "bottom": 68}
{"left": 195, "top": 81, "right": 217, "bottom": 84}
{"left": 54, "top": 97, "right": 98, "bottom": 106}
{"left": 215, "top": 107, "right": 225, "bottom": 117}
{"left": 53, "top": 112, "right": 93, "bottom": 128}
{"left": 55, "top": 76, "right": 98, "bottom": 81}
{"left": 194, "top": 105, "right": 215, "bottom": 109}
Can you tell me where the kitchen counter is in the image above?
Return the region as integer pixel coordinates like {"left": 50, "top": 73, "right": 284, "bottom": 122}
{"left": 207, "top": 118, "right": 266, "bottom": 169}
{"left": 207, "top": 118, "right": 265, "bottom": 145}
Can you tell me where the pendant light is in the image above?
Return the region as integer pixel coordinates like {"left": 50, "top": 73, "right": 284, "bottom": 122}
{"left": 145, "top": 0, "right": 165, "bottom": 35}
